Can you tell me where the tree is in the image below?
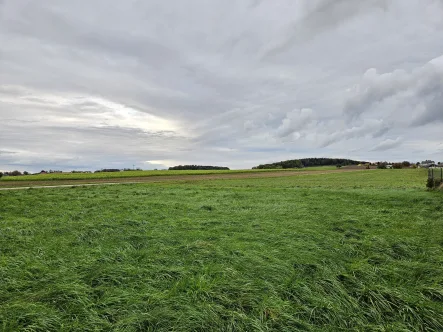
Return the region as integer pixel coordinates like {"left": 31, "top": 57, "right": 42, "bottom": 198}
{"left": 0, "top": 172, "right": 3, "bottom": 179}
{"left": 253, "top": 158, "right": 363, "bottom": 169}
{"left": 23, "top": 171, "right": 29, "bottom": 175}
{"left": 392, "top": 163, "right": 403, "bottom": 169}
{"left": 169, "top": 165, "right": 230, "bottom": 170}
{"left": 10, "top": 170, "right": 22, "bottom": 176}
{"left": 402, "top": 161, "right": 411, "bottom": 167}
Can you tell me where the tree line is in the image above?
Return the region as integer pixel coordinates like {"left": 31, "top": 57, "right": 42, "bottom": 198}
{"left": 168, "top": 165, "right": 230, "bottom": 170}
{"left": 252, "top": 158, "right": 364, "bottom": 169}
{"left": 0, "top": 170, "right": 30, "bottom": 177}
{"left": 376, "top": 161, "right": 412, "bottom": 169}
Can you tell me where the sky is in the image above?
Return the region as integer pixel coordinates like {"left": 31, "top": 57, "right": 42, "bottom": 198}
{"left": 1, "top": 0, "right": 442, "bottom": 172}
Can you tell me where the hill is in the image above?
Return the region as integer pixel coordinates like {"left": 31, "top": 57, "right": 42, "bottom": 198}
{"left": 253, "top": 157, "right": 364, "bottom": 169}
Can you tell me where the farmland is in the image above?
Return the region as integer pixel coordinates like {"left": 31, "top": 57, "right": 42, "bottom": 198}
{"left": 0, "top": 166, "right": 336, "bottom": 182}
{"left": 1, "top": 169, "right": 442, "bottom": 331}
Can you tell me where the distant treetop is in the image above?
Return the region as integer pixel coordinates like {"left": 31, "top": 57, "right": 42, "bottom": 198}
{"left": 169, "top": 165, "right": 230, "bottom": 170}
{"left": 252, "top": 158, "right": 364, "bottom": 169}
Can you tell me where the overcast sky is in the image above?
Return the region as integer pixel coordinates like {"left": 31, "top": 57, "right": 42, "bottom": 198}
{"left": 1, "top": 0, "right": 442, "bottom": 172}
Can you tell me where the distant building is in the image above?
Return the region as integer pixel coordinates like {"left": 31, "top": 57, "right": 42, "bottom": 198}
{"left": 386, "top": 164, "right": 393, "bottom": 169}
{"left": 420, "top": 160, "right": 436, "bottom": 168}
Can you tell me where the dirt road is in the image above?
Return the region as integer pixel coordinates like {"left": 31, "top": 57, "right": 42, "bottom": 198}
{"left": 0, "top": 168, "right": 369, "bottom": 190}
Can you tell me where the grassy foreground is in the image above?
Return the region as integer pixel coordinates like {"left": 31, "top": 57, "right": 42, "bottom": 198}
{"left": 0, "top": 169, "right": 442, "bottom": 331}
{"left": 0, "top": 167, "right": 335, "bottom": 182}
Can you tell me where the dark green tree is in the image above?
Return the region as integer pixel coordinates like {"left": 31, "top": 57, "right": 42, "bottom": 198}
{"left": 253, "top": 158, "right": 363, "bottom": 169}
{"left": 169, "top": 165, "right": 230, "bottom": 170}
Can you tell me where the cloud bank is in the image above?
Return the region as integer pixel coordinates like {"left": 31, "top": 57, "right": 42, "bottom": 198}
{"left": 1, "top": 0, "right": 442, "bottom": 171}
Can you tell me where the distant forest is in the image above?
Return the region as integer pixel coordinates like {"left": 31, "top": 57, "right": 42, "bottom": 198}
{"left": 169, "top": 165, "right": 230, "bottom": 170}
{"left": 253, "top": 158, "right": 364, "bottom": 169}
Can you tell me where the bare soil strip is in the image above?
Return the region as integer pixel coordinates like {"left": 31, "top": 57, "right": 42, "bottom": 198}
{"left": 0, "top": 169, "right": 368, "bottom": 190}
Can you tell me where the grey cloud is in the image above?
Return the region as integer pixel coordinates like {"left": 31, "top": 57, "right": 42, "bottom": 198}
{"left": 1, "top": 0, "right": 443, "bottom": 171}
{"left": 248, "top": 0, "right": 263, "bottom": 9}
{"left": 276, "top": 109, "right": 315, "bottom": 138}
{"left": 264, "top": 0, "right": 389, "bottom": 57}
{"left": 343, "top": 55, "right": 443, "bottom": 124}
{"left": 370, "top": 138, "right": 402, "bottom": 151}
{"left": 410, "top": 64, "right": 443, "bottom": 126}
{"left": 411, "top": 91, "right": 443, "bottom": 126}
{"left": 343, "top": 68, "right": 412, "bottom": 120}
{"left": 321, "top": 119, "right": 392, "bottom": 147}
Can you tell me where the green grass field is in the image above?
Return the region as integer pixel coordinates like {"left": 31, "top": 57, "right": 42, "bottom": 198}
{"left": 0, "top": 166, "right": 336, "bottom": 182}
{"left": 1, "top": 169, "right": 442, "bottom": 331}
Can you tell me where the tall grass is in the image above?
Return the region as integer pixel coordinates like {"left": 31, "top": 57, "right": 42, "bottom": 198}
{"left": 0, "top": 169, "right": 442, "bottom": 330}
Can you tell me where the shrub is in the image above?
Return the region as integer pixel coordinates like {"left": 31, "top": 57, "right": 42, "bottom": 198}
{"left": 377, "top": 163, "right": 387, "bottom": 169}
{"left": 427, "top": 178, "right": 443, "bottom": 189}
{"left": 427, "top": 178, "right": 434, "bottom": 188}
{"left": 392, "top": 163, "right": 403, "bottom": 169}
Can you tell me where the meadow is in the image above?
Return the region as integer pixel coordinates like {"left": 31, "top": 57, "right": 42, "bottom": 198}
{"left": 1, "top": 169, "right": 442, "bottom": 331}
{"left": 0, "top": 166, "right": 335, "bottom": 182}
